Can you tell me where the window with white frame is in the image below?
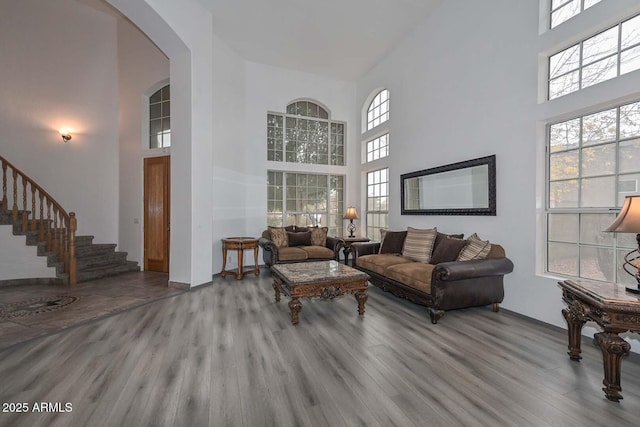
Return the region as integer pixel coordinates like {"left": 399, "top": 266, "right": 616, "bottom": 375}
{"left": 267, "top": 100, "right": 345, "bottom": 166}
{"left": 546, "top": 100, "right": 640, "bottom": 285}
{"left": 366, "top": 134, "right": 389, "bottom": 162}
{"left": 149, "top": 84, "right": 170, "bottom": 149}
{"left": 550, "top": 0, "right": 602, "bottom": 29}
{"left": 267, "top": 171, "right": 344, "bottom": 237}
{"left": 366, "top": 168, "right": 389, "bottom": 241}
{"left": 548, "top": 14, "right": 640, "bottom": 99}
{"left": 367, "top": 90, "right": 389, "bottom": 131}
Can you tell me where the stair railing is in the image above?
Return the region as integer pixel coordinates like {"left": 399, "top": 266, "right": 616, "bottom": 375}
{"left": 1, "top": 155, "right": 77, "bottom": 284}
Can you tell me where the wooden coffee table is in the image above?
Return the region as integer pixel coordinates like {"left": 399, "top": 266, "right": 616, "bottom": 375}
{"left": 271, "top": 261, "right": 369, "bottom": 325}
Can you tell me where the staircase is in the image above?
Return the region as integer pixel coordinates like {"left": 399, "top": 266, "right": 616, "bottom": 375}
{"left": 1, "top": 156, "right": 139, "bottom": 284}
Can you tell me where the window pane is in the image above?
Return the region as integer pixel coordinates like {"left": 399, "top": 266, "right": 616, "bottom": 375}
{"left": 619, "top": 139, "right": 640, "bottom": 173}
{"left": 583, "top": 0, "right": 601, "bottom": 8}
{"left": 549, "top": 45, "right": 580, "bottom": 79}
{"left": 549, "top": 70, "right": 579, "bottom": 99}
{"left": 579, "top": 213, "right": 615, "bottom": 246}
{"left": 150, "top": 89, "right": 161, "bottom": 103}
{"left": 581, "top": 55, "right": 617, "bottom": 89}
{"left": 582, "top": 109, "right": 616, "bottom": 146}
{"left": 550, "top": 151, "right": 579, "bottom": 180}
{"left": 621, "top": 45, "right": 640, "bottom": 75}
{"left": 582, "top": 27, "right": 618, "bottom": 65}
{"left": 621, "top": 15, "right": 640, "bottom": 49}
{"left": 551, "top": 0, "right": 580, "bottom": 28}
{"left": 618, "top": 173, "right": 640, "bottom": 205}
{"left": 617, "top": 233, "right": 638, "bottom": 249}
{"left": 581, "top": 144, "right": 615, "bottom": 177}
{"left": 549, "top": 180, "right": 579, "bottom": 208}
{"left": 620, "top": 102, "right": 640, "bottom": 138}
{"left": 550, "top": 119, "right": 580, "bottom": 152}
{"left": 150, "top": 103, "right": 161, "bottom": 119}
{"left": 548, "top": 243, "right": 578, "bottom": 276}
{"left": 580, "top": 246, "right": 614, "bottom": 281}
{"left": 616, "top": 250, "right": 639, "bottom": 285}
{"left": 548, "top": 213, "right": 578, "bottom": 243}
{"left": 581, "top": 176, "right": 615, "bottom": 207}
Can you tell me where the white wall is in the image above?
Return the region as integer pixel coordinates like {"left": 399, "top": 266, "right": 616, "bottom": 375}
{"left": 117, "top": 18, "right": 170, "bottom": 265}
{"left": 357, "top": 0, "right": 640, "bottom": 351}
{"left": 0, "top": 226, "right": 56, "bottom": 280}
{"left": 0, "top": 0, "right": 119, "bottom": 244}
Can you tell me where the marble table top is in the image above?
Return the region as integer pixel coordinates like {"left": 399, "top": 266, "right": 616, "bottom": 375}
{"left": 272, "top": 261, "right": 368, "bottom": 285}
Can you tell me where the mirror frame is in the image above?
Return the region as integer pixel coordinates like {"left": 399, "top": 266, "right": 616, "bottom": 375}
{"left": 400, "top": 155, "right": 496, "bottom": 216}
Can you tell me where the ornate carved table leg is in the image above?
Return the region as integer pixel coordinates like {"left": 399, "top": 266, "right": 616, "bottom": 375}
{"left": 562, "top": 302, "right": 587, "bottom": 361}
{"left": 594, "top": 332, "right": 631, "bottom": 402}
{"left": 289, "top": 297, "right": 302, "bottom": 325}
{"left": 355, "top": 291, "right": 367, "bottom": 316}
{"left": 272, "top": 280, "right": 280, "bottom": 302}
{"left": 236, "top": 247, "right": 244, "bottom": 280}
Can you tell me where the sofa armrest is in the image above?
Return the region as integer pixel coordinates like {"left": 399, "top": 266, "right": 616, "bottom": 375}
{"left": 258, "top": 237, "right": 279, "bottom": 266}
{"left": 433, "top": 257, "right": 514, "bottom": 282}
{"left": 351, "top": 242, "right": 380, "bottom": 264}
{"left": 326, "top": 236, "right": 346, "bottom": 260}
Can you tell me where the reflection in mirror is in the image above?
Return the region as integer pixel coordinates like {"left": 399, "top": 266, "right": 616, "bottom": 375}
{"left": 401, "top": 155, "right": 496, "bottom": 215}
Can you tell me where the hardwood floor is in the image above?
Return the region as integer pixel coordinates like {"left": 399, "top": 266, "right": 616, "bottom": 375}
{"left": 1, "top": 269, "right": 640, "bottom": 426}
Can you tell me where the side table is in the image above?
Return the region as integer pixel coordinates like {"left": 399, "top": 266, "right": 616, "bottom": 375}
{"left": 342, "top": 237, "right": 370, "bottom": 266}
{"left": 221, "top": 237, "right": 260, "bottom": 280}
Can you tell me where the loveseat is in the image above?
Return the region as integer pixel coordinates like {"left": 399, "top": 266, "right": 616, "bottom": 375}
{"left": 352, "top": 227, "right": 513, "bottom": 324}
{"left": 259, "top": 226, "right": 345, "bottom": 267}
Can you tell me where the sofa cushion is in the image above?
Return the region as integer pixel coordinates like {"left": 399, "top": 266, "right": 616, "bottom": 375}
{"left": 379, "top": 230, "right": 407, "bottom": 254}
{"left": 310, "top": 227, "right": 328, "bottom": 246}
{"left": 430, "top": 236, "right": 468, "bottom": 264}
{"left": 300, "top": 245, "right": 334, "bottom": 259}
{"left": 270, "top": 227, "right": 289, "bottom": 248}
{"left": 402, "top": 227, "right": 437, "bottom": 263}
{"left": 386, "top": 263, "right": 435, "bottom": 294}
{"left": 287, "top": 231, "right": 312, "bottom": 247}
{"left": 457, "top": 233, "right": 492, "bottom": 261}
{"left": 278, "top": 247, "right": 309, "bottom": 261}
{"left": 356, "top": 254, "right": 413, "bottom": 276}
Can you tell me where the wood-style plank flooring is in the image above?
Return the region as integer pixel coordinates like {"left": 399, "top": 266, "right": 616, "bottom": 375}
{"left": 1, "top": 269, "right": 640, "bottom": 426}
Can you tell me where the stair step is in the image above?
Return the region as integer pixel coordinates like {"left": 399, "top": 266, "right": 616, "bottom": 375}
{"left": 75, "top": 243, "right": 118, "bottom": 258}
{"left": 77, "top": 262, "right": 140, "bottom": 282}
{"left": 76, "top": 252, "right": 128, "bottom": 269}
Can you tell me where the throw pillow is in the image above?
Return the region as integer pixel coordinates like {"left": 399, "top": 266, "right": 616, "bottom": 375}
{"left": 402, "top": 227, "right": 437, "bottom": 263}
{"left": 310, "top": 227, "right": 328, "bottom": 246}
{"left": 433, "top": 232, "right": 464, "bottom": 252}
{"left": 430, "top": 236, "right": 468, "bottom": 264}
{"left": 287, "top": 231, "right": 311, "bottom": 247}
{"left": 379, "top": 230, "right": 407, "bottom": 254}
{"left": 269, "top": 227, "right": 289, "bottom": 248}
{"left": 457, "top": 233, "right": 492, "bottom": 261}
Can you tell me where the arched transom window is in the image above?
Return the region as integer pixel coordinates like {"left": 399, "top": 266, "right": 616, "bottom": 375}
{"left": 367, "top": 89, "right": 389, "bottom": 131}
{"left": 149, "top": 84, "right": 170, "bottom": 149}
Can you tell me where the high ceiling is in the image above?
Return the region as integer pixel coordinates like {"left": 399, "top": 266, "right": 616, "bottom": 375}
{"left": 197, "top": 0, "right": 442, "bottom": 81}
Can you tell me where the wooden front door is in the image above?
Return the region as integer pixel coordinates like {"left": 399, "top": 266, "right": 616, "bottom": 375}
{"left": 144, "top": 156, "right": 170, "bottom": 272}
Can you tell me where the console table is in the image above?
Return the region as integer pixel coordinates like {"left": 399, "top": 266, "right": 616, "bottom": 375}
{"left": 221, "top": 237, "right": 260, "bottom": 280}
{"left": 559, "top": 279, "right": 640, "bottom": 401}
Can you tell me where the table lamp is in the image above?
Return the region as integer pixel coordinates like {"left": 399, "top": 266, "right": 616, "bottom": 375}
{"left": 605, "top": 195, "right": 640, "bottom": 293}
{"left": 344, "top": 207, "right": 359, "bottom": 238}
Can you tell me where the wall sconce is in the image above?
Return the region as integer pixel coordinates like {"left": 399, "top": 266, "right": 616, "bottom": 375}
{"left": 59, "top": 129, "right": 72, "bottom": 143}
{"left": 343, "top": 206, "right": 360, "bottom": 238}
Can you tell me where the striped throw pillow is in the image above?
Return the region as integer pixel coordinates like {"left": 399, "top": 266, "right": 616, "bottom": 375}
{"left": 401, "top": 227, "right": 437, "bottom": 263}
{"left": 457, "top": 233, "right": 491, "bottom": 261}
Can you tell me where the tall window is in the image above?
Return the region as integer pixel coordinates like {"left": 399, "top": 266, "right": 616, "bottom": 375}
{"left": 267, "top": 171, "right": 344, "bottom": 237}
{"left": 149, "top": 84, "right": 170, "bottom": 148}
{"left": 550, "top": 0, "right": 602, "bottom": 29}
{"left": 548, "top": 14, "right": 640, "bottom": 99}
{"left": 366, "top": 134, "right": 389, "bottom": 162}
{"left": 546, "top": 100, "right": 640, "bottom": 285}
{"left": 267, "top": 100, "right": 345, "bottom": 165}
{"left": 366, "top": 168, "right": 389, "bottom": 241}
{"left": 367, "top": 90, "right": 389, "bottom": 131}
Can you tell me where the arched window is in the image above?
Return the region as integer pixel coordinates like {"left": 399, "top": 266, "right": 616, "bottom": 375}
{"left": 367, "top": 89, "right": 389, "bottom": 131}
{"left": 149, "top": 84, "right": 170, "bottom": 148}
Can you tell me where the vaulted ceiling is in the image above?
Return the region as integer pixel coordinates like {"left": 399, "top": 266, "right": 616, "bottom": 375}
{"left": 197, "top": 0, "right": 442, "bottom": 81}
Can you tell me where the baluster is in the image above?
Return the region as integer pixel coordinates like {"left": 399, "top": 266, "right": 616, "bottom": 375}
{"left": 69, "top": 213, "right": 77, "bottom": 285}
{"left": 1, "top": 160, "right": 6, "bottom": 211}
{"left": 30, "top": 185, "right": 36, "bottom": 231}
{"left": 38, "top": 193, "right": 45, "bottom": 242}
{"left": 12, "top": 169, "right": 17, "bottom": 222}
{"left": 52, "top": 207, "right": 59, "bottom": 254}
{"left": 21, "top": 177, "right": 27, "bottom": 232}
{"left": 59, "top": 211, "right": 66, "bottom": 263}
{"left": 46, "top": 201, "right": 52, "bottom": 251}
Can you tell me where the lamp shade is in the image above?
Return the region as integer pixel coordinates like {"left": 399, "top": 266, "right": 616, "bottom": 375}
{"left": 605, "top": 195, "right": 640, "bottom": 233}
{"left": 344, "top": 207, "right": 359, "bottom": 220}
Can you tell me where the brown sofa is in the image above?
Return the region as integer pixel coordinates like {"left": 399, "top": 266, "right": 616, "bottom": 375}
{"left": 352, "top": 229, "right": 513, "bottom": 324}
{"left": 258, "top": 226, "right": 345, "bottom": 267}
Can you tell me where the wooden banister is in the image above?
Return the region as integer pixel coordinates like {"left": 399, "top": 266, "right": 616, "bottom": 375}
{"left": 0, "top": 155, "right": 78, "bottom": 285}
